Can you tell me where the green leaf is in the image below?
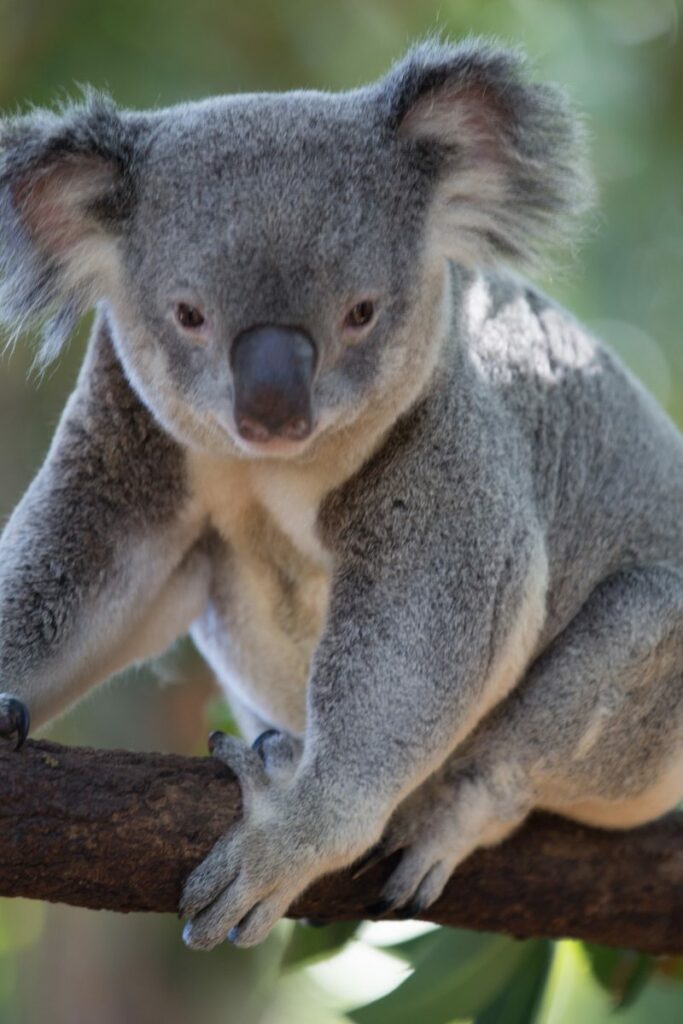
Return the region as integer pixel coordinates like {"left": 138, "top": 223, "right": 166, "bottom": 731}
{"left": 349, "top": 928, "right": 531, "bottom": 1024}
{"left": 476, "top": 941, "right": 553, "bottom": 1024}
{"left": 381, "top": 926, "right": 477, "bottom": 968}
{"left": 281, "top": 920, "right": 360, "bottom": 970}
{"left": 582, "top": 943, "right": 653, "bottom": 1010}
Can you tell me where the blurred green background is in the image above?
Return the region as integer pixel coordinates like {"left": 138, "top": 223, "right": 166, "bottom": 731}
{"left": 1, "top": 0, "right": 682, "bottom": 1021}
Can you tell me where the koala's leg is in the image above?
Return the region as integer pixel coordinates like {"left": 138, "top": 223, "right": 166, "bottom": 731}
{"left": 0, "top": 321, "right": 205, "bottom": 739}
{"left": 366, "top": 563, "right": 683, "bottom": 917}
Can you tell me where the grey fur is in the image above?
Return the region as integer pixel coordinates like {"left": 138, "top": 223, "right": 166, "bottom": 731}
{"left": 0, "top": 39, "right": 680, "bottom": 949}
{"left": 0, "top": 90, "right": 141, "bottom": 361}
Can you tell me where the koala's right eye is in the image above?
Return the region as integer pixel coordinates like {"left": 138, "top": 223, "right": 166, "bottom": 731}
{"left": 175, "top": 303, "right": 206, "bottom": 330}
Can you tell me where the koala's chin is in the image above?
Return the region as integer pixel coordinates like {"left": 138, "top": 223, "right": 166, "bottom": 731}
{"left": 230, "top": 429, "right": 318, "bottom": 462}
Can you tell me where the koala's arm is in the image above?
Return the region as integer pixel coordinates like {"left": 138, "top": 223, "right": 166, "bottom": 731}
{"left": 305, "top": 407, "right": 545, "bottom": 831}
{"left": 181, "top": 388, "right": 546, "bottom": 948}
{"left": 0, "top": 316, "right": 208, "bottom": 734}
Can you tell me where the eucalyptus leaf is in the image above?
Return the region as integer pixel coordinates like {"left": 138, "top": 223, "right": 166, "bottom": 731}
{"left": 349, "top": 929, "right": 530, "bottom": 1024}
{"left": 476, "top": 941, "right": 553, "bottom": 1024}
{"left": 281, "top": 920, "right": 360, "bottom": 970}
{"left": 582, "top": 943, "right": 653, "bottom": 1010}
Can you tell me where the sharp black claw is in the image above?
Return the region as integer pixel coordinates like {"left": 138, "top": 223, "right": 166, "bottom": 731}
{"left": 366, "top": 898, "right": 394, "bottom": 919}
{"left": 394, "top": 903, "right": 418, "bottom": 920}
{"left": 207, "top": 730, "right": 225, "bottom": 754}
{"left": 13, "top": 699, "right": 30, "bottom": 750}
{"left": 395, "top": 896, "right": 429, "bottom": 921}
{"left": 351, "top": 839, "right": 389, "bottom": 880}
{"left": 0, "top": 698, "right": 30, "bottom": 750}
{"left": 251, "top": 729, "right": 280, "bottom": 760}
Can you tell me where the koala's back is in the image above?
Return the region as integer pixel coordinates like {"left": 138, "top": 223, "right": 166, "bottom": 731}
{"left": 460, "top": 267, "right": 683, "bottom": 639}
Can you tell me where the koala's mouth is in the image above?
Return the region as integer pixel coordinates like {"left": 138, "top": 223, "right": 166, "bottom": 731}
{"left": 230, "top": 426, "right": 319, "bottom": 461}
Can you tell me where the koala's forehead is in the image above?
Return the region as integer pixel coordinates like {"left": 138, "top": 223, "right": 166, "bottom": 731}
{"left": 135, "top": 92, "right": 416, "bottom": 245}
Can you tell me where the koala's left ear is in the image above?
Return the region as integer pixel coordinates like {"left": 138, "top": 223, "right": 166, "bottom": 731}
{"left": 380, "top": 38, "right": 594, "bottom": 268}
{"left": 0, "top": 91, "right": 140, "bottom": 361}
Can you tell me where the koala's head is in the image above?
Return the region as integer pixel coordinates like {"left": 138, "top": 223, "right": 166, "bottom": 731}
{"left": 0, "top": 39, "right": 591, "bottom": 459}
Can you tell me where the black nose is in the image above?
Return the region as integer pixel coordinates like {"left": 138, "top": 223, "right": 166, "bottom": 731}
{"left": 231, "top": 325, "right": 317, "bottom": 443}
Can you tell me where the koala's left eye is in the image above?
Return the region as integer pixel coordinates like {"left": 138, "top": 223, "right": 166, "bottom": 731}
{"left": 344, "top": 300, "right": 375, "bottom": 330}
{"left": 175, "top": 303, "right": 206, "bottom": 330}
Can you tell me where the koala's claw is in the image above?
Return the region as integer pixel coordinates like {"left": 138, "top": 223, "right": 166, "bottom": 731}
{"left": 393, "top": 892, "right": 434, "bottom": 921}
{"left": 366, "top": 897, "right": 395, "bottom": 918}
{"left": 251, "top": 729, "right": 302, "bottom": 778}
{"left": 0, "top": 695, "right": 30, "bottom": 750}
{"left": 251, "top": 729, "right": 280, "bottom": 758}
{"left": 207, "top": 730, "right": 224, "bottom": 754}
{"left": 351, "top": 838, "right": 391, "bottom": 880}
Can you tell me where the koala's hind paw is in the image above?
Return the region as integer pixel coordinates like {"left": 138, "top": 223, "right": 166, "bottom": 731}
{"left": 368, "top": 843, "right": 454, "bottom": 921}
{"left": 0, "top": 694, "right": 30, "bottom": 750}
{"left": 353, "top": 795, "right": 459, "bottom": 920}
{"left": 364, "top": 771, "right": 531, "bottom": 921}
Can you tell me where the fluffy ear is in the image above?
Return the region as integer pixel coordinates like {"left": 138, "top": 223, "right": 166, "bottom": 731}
{"left": 0, "top": 91, "right": 138, "bottom": 361}
{"left": 381, "top": 38, "right": 594, "bottom": 269}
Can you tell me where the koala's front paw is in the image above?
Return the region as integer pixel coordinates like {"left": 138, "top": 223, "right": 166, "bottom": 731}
{"left": 179, "top": 731, "right": 317, "bottom": 950}
{"left": 0, "top": 694, "right": 30, "bottom": 749}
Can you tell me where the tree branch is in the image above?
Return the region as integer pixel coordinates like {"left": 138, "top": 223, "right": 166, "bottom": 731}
{"left": 1, "top": 740, "right": 681, "bottom": 954}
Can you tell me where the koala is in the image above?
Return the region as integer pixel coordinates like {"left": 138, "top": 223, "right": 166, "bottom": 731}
{"left": 1, "top": 38, "right": 682, "bottom": 951}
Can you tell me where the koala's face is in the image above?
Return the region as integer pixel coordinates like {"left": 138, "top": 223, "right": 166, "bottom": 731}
{"left": 114, "top": 94, "right": 436, "bottom": 458}
{"left": 0, "top": 41, "right": 589, "bottom": 458}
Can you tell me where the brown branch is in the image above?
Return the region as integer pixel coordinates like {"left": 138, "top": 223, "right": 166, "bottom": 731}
{"left": 1, "top": 740, "right": 681, "bottom": 954}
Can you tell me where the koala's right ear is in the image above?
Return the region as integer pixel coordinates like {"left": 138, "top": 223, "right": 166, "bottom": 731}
{"left": 0, "top": 91, "right": 139, "bottom": 361}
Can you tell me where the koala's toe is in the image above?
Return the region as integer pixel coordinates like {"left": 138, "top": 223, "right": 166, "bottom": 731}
{"left": 226, "top": 894, "right": 286, "bottom": 947}
{"left": 351, "top": 838, "right": 393, "bottom": 880}
{"left": 0, "top": 695, "right": 30, "bottom": 749}
{"left": 393, "top": 862, "right": 450, "bottom": 919}
{"left": 373, "top": 847, "right": 451, "bottom": 920}
{"left": 252, "top": 729, "right": 302, "bottom": 778}
{"left": 179, "top": 834, "right": 241, "bottom": 919}
{"left": 182, "top": 869, "right": 257, "bottom": 951}
{"left": 251, "top": 729, "right": 280, "bottom": 758}
{"left": 207, "top": 731, "right": 268, "bottom": 794}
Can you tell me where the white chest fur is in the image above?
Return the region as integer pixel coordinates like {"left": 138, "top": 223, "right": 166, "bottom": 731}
{"left": 186, "top": 451, "right": 333, "bottom": 735}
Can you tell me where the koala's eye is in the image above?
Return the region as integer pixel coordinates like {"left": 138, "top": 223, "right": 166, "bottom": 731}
{"left": 344, "top": 300, "right": 375, "bottom": 330}
{"left": 175, "top": 303, "right": 206, "bottom": 330}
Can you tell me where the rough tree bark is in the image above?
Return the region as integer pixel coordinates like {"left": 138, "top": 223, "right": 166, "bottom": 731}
{"left": 0, "top": 740, "right": 681, "bottom": 954}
